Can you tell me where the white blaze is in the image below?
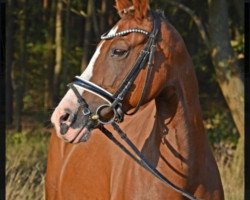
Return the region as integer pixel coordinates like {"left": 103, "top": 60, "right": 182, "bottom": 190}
{"left": 80, "top": 41, "right": 104, "bottom": 81}
{"left": 80, "top": 25, "right": 118, "bottom": 81}
{"left": 78, "top": 25, "right": 118, "bottom": 83}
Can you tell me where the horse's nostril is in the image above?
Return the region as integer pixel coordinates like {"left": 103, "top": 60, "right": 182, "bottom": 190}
{"left": 60, "top": 112, "right": 76, "bottom": 129}
{"left": 60, "top": 113, "right": 70, "bottom": 122}
{"left": 59, "top": 112, "right": 76, "bottom": 135}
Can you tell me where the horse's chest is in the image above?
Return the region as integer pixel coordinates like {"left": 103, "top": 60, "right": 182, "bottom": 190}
{"left": 47, "top": 127, "right": 186, "bottom": 200}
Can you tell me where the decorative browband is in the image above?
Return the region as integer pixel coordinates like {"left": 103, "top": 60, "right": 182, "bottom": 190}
{"left": 101, "top": 28, "right": 149, "bottom": 40}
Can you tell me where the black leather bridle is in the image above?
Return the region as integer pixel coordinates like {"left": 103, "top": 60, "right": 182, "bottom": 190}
{"left": 68, "top": 11, "right": 160, "bottom": 125}
{"left": 67, "top": 12, "right": 199, "bottom": 200}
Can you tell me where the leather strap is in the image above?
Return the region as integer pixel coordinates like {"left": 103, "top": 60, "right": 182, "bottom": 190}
{"left": 68, "top": 83, "right": 91, "bottom": 116}
{"left": 100, "top": 123, "right": 199, "bottom": 200}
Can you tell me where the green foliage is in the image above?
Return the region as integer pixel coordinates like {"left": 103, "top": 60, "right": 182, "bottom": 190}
{"left": 230, "top": 31, "right": 244, "bottom": 57}
{"left": 205, "top": 112, "right": 238, "bottom": 147}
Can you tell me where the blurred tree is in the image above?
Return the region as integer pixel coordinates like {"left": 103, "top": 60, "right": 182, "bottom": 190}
{"left": 81, "top": 0, "right": 94, "bottom": 71}
{"left": 92, "top": 1, "right": 100, "bottom": 37}
{"left": 208, "top": 0, "right": 244, "bottom": 138}
{"left": 232, "top": 0, "right": 244, "bottom": 26}
{"left": 6, "top": 0, "right": 15, "bottom": 125}
{"left": 13, "top": 0, "right": 27, "bottom": 132}
{"left": 44, "top": 0, "right": 55, "bottom": 110}
{"left": 44, "top": 1, "right": 54, "bottom": 109}
{"left": 100, "top": 0, "right": 108, "bottom": 34}
{"left": 53, "top": 0, "right": 63, "bottom": 105}
{"left": 61, "top": 0, "right": 71, "bottom": 94}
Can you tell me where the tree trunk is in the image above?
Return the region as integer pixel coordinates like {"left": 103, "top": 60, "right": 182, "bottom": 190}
{"left": 62, "top": 0, "right": 70, "bottom": 87}
{"left": 44, "top": 0, "right": 55, "bottom": 110}
{"left": 43, "top": 0, "right": 48, "bottom": 9}
{"left": 208, "top": 0, "right": 244, "bottom": 138}
{"left": 81, "top": 0, "right": 94, "bottom": 71}
{"left": 100, "top": 0, "right": 108, "bottom": 34}
{"left": 53, "top": 0, "right": 63, "bottom": 105}
{"left": 232, "top": 0, "right": 244, "bottom": 26}
{"left": 92, "top": 2, "right": 99, "bottom": 37}
{"left": 14, "top": 0, "right": 27, "bottom": 132}
{"left": 6, "top": 0, "right": 15, "bottom": 125}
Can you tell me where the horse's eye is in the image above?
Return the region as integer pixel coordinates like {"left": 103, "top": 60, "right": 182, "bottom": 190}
{"left": 111, "top": 49, "right": 128, "bottom": 57}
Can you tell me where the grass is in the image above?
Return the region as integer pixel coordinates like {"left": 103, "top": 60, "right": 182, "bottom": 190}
{"left": 216, "top": 138, "right": 244, "bottom": 200}
{"left": 6, "top": 126, "right": 244, "bottom": 200}
{"left": 6, "top": 126, "right": 50, "bottom": 200}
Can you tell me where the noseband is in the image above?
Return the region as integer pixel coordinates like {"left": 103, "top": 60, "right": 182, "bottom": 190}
{"left": 67, "top": 12, "right": 198, "bottom": 200}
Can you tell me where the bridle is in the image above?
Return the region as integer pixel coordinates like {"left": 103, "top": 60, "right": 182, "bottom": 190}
{"left": 67, "top": 12, "right": 199, "bottom": 200}
{"left": 68, "top": 12, "right": 160, "bottom": 125}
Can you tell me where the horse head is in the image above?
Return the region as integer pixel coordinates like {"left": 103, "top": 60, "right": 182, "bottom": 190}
{"left": 51, "top": 0, "right": 190, "bottom": 144}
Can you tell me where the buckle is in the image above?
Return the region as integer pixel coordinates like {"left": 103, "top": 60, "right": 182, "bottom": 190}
{"left": 82, "top": 107, "right": 91, "bottom": 116}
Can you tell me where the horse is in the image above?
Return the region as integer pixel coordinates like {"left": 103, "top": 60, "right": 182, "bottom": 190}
{"left": 46, "top": 0, "right": 224, "bottom": 199}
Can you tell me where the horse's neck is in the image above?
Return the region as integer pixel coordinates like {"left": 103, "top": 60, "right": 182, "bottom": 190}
{"left": 154, "top": 79, "right": 208, "bottom": 169}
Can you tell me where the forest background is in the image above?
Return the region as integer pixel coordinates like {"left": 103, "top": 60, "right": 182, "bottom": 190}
{"left": 5, "top": 0, "right": 245, "bottom": 199}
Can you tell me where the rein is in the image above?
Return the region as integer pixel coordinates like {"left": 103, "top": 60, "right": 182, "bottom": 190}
{"left": 100, "top": 123, "right": 198, "bottom": 200}
{"left": 67, "top": 12, "right": 199, "bottom": 200}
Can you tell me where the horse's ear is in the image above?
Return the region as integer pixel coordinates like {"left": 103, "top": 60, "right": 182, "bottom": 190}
{"left": 115, "top": 0, "right": 149, "bottom": 20}
{"left": 115, "top": 0, "right": 131, "bottom": 11}
{"left": 132, "top": 0, "right": 149, "bottom": 20}
{"left": 115, "top": 0, "right": 133, "bottom": 18}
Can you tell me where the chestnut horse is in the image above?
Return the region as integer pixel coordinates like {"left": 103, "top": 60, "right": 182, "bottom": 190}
{"left": 46, "top": 0, "right": 224, "bottom": 199}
